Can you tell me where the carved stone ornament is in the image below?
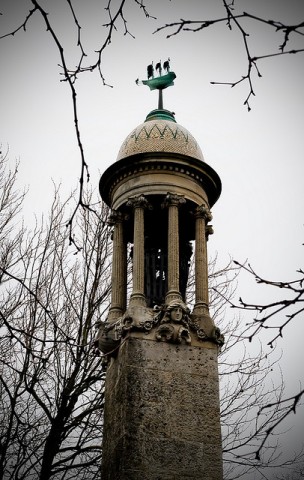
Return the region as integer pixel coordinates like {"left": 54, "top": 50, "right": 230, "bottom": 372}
{"left": 161, "top": 192, "right": 186, "bottom": 209}
{"left": 194, "top": 204, "right": 213, "bottom": 222}
{"left": 96, "top": 299, "right": 224, "bottom": 356}
{"left": 126, "top": 194, "right": 152, "bottom": 210}
{"left": 107, "top": 210, "right": 128, "bottom": 226}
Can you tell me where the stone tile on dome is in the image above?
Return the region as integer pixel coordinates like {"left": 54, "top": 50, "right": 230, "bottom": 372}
{"left": 116, "top": 119, "right": 204, "bottom": 161}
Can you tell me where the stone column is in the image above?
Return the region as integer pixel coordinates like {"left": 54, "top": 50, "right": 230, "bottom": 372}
{"left": 192, "top": 204, "right": 213, "bottom": 317}
{"left": 127, "top": 195, "right": 150, "bottom": 307}
{"left": 107, "top": 210, "right": 127, "bottom": 322}
{"left": 162, "top": 193, "right": 186, "bottom": 304}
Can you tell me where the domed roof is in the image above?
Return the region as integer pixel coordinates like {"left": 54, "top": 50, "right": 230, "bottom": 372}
{"left": 116, "top": 109, "right": 204, "bottom": 162}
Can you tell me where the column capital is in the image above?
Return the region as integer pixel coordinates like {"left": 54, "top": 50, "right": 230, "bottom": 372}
{"left": 127, "top": 194, "right": 152, "bottom": 210}
{"left": 206, "top": 225, "right": 214, "bottom": 240}
{"left": 194, "top": 204, "right": 213, "bottom": 222}
{"left": 108, "top": 209, "right": 128, "bottom": 226}
{"left": 162, "top": 192, "right": 186, "bottom": 208}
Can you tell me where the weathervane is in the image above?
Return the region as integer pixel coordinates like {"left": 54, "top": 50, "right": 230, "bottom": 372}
{"left": 136, "top": 59, "right": 176, "bottom": 110}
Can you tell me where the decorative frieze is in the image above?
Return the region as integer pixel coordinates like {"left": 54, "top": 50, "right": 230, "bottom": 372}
{"left": 96, "top": 299, "right": 224, "bottom": 357}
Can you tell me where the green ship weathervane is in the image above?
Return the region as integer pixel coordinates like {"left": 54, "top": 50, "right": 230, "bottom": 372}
{"left": 136, "top": 59, "right": 176, "bottom": 110}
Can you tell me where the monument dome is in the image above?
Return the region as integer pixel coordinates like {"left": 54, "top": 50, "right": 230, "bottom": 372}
{"left": 100, "top": 106, "right": 220, "bottom": 210}
{"left": 100, "top": 60, "right": 221, "bottom": 210}
{"left": 116, "top": 109, "right": 204, "bottom": 162}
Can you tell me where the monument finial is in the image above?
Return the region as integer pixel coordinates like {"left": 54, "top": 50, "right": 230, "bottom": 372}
{"left": 135, "top": 58, "right": 176, "bottom": 110}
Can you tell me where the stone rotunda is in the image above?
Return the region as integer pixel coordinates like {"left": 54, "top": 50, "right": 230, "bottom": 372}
{"left": 97, "top": 65, "right": 223, "bottom": 480}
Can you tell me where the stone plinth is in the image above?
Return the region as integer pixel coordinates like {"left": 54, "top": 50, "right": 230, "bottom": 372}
{"left": 101, "top": 336, "right": 223, "bottom": 480}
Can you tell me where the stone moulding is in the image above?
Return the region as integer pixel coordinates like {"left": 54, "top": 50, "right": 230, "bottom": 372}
{"left": 99, "top": 152, "right": 222, "bottom": 210}
{"left": 96, "top": 300, "right": 224, "bottom": 357}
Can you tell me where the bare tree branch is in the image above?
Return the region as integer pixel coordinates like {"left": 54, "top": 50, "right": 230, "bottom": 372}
{"left": 154, "top": 1, "right": 304, "bottom": 110}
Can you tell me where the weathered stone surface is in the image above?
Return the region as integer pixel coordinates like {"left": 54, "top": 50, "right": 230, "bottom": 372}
{"left": 101, "top": 337, "right": 223, "bottom": 479}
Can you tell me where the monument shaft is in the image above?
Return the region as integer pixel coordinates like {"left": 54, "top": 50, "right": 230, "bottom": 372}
{"left": 102, "top": 338, "right": 222, "bottom": 479}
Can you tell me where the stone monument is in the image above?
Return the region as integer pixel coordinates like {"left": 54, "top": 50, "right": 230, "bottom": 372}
{"left": 97, "top": 60, "right": 223, "bottom": 479}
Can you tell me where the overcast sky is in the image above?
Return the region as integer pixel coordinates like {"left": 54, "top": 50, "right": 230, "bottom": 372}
{"left": 1, "top": 1, "right": 303, "bottom": 477}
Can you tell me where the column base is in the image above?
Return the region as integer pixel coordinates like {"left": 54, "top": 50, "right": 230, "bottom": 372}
{"left": 192, "top": 302, "right": 215, "bottom": 337}
{"left": 192, "top": 301, "right": 209, "bottom": 316}
{"left": 129, "top": 292, "right": 147, "bottom": 307}
{"left": 165, "top": 290, "right": 182, "bottom": 305}
{"left": 107, "top": 306, "right": 124, "bottom": 323}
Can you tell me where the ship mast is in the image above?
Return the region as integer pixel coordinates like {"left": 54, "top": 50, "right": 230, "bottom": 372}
{"left": 136, "top": 58, "right": 175, "bottom": 110}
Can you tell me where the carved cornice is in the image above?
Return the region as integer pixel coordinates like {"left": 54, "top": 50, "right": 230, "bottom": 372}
{"left": 99, "top": 152, "right": 222, "bottom": 209}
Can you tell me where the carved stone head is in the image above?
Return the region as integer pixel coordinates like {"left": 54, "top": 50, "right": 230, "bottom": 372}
{"left": 162, "top": 300, "right": 190, "bottom": 324}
